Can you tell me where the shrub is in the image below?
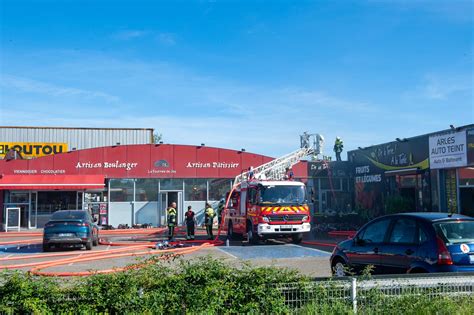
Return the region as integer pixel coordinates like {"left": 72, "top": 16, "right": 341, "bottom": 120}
{"left": 0, "top": 256, "right": 304, "bottom": 314}
{"left": 1, "top": 257, "right": 474, "bottom": 314}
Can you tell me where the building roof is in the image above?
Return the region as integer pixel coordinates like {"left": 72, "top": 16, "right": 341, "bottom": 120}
{"left": 348, "top": 123, "right": 474, "bottom": 153}
{"left": 0, "top": 126, "right": 154, "bottom": 131}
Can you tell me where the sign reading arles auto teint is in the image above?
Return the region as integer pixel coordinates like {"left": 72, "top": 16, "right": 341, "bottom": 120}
{"left": 0, "top": 142, "right": 68, "bottom": 159}
{"left": 429, "top": 131, "right": 467, "bottom": 169}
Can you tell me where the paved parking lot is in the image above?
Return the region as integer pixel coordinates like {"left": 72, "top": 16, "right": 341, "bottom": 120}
{"left": 0, "top": 231, "right": 333, "bottom": 277}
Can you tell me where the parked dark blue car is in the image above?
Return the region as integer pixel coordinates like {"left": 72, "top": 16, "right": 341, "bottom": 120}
{"left": 43, "top": 210, "right": 99, "bottom": 252}
{"left": 330, "top": 213, "right": 474, "bottom": 276}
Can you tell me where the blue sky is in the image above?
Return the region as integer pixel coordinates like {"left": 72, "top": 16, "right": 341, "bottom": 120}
{"left": 0, "top": 0, "right": 472, "bottom": 157}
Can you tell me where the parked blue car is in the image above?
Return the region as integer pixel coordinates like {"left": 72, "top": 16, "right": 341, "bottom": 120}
{"left": 330, "top": 213, "right": 474, "bottom": 276}
{"left": 43, "top": 210, "right": 99, "bottom": 252}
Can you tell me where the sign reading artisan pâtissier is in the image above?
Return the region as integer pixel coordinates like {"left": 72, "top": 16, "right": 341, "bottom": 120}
{"left": 429, "top": 131, "right": 467, "bottom": 169}
{"left": 0, "top": 142, "right": 68, "bottom": 159}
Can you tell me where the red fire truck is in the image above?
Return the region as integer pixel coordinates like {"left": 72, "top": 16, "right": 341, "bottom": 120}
{"left": 223, "top": 133, "right": 324, "bottom": 244}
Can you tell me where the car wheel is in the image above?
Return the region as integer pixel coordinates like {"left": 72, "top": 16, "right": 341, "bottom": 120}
{"left": 85, "top": 240, "right": 93, "bottom": 250}
{"left": 333, "top": 260, "right": 347, "bottom": 277}
{"left": 42, "top": 244, "right": 51, "bottom": 252}
{"left": 92, "top": 235, "right": 99, "bottom": 246}
{"left": 291, "top": 233, "right": 303, "bottom": 244}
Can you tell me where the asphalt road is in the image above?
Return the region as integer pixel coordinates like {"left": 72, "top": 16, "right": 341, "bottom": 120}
{"left": 0, "top": 234, "right": 333, "bottom": 277}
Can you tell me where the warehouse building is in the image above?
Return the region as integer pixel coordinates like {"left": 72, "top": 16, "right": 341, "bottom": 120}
{"left": 0, "top": 126, "right": 154, "bottom": 159}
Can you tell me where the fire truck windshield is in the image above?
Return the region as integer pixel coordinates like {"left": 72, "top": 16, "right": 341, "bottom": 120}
{"left": 259, "top": 185, "right": 306, "bottom": 205}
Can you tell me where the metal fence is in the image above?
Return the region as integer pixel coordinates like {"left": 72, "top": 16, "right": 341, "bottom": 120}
{"left": 276, "top": 273, "right": 474, "bottom": 313}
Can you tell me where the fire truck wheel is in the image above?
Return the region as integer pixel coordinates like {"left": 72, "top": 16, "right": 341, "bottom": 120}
{"left": 246, "top": 223, "right": 259, "bottom": 244}
{"left": 291, "top": 233, "right": 303, "bottom": 244}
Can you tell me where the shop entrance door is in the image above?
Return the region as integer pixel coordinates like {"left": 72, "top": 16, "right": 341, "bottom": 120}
{"left": 400, "top": 188, "right": 416, "bottom": 211}
{"left": 460, "top": 187, "right": 474, "bottom": 217}
{"left": 158, "top": 191, "right": 183, "bottom": 226}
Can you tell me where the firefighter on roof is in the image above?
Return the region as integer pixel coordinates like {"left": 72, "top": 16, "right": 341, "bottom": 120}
{"left": 284, "top": 166, "right": 294, "bottom": 180}
{"left": 204, "top": 203, "right": 215, "bottom": 240}
{"left": 167, "top": 202, "right": 177, "bottom": 240}
{"left": 334, "top": 137, "right": 344, "bottom": 162}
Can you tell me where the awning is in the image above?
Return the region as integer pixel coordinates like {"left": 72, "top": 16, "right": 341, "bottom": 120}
{"left": 459, "top": 167, "right": 474, "bottom": 179}
{"left": 384, "top": 168, "right": 420, "bottom": 176}
{"left": 0, "top": 175, "right": 105, "bottom": 190}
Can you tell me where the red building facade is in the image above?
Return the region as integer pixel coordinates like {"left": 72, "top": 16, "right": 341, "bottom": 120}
{"left": 0, "top": 144, "right": 308, "bottom": 230}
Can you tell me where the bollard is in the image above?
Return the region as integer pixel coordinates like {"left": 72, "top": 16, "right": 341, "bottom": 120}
{"left": 226, "top": 238, "right": 230, "bottom": 247}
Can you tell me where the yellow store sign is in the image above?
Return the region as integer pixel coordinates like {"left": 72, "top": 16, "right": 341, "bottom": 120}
{"left": 0, "top": 142, "right": 68, "bottom": 159}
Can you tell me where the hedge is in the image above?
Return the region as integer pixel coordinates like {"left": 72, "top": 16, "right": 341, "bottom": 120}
{"left": 1, "top": 256, "right": 473, "bottom": 314}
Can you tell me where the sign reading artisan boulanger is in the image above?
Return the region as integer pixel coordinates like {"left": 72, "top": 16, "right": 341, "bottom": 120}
{"left": 429, "top": 131, "right": 467, "bottom": 169}
{"left": 0, "top": 142, "right": 68, "bottom": 159}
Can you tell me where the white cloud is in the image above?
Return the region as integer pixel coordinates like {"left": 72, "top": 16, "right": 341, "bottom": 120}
{"left": 403, "top": 74, "right": 472, "bottom": 101}
{"left": 111, "top": 30, "right": 176, "bottom": 46}
{"left": 156, "top": 33, "right": 176, "bottom": 46}
{"left": 112, "top": 30, "right": 148, "bottom": 40}
{"left": 0, "top": 74, "right": 120, "bottom": 103}
{"left": 421, "top": 74, "right": 472, "bottom": 100}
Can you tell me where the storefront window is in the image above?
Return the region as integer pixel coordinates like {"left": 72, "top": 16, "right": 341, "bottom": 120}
{"left": 320, "top": 178, "right": 341, "bottom": 190}
{"left": 37, "top": 191, "right": 77, "bottom": 214}
{"left": 84, "top": 192, "right": 105, "bottom": 203}
{"left": 400, "top": 175, "right": 416, "bottom": 188}
{"left": 184, "top": 179, "right": 207, "bottom": 201}
{"left": 209, "top": 179, "right": 231, "bottom": 201}
{"left": 459, "top": 167, "right": 474, "bottom": 216}
{"left": 135, "top": 179, "right": 158, "bottom": 201}
{"left": 444, "top": 169, "right": 458, "bottom": 213}
{"left": 320, "top": 178, "right": 330, "bottom": 190}
{"left": 430, "top": 169, "right": 440, "bottom": 211}
{"left": 110, "top": 179, "right": 134, "bottom": 202}
{"left": 160, "top": 179, "right": 183, "bottom": 191}
{"left": 8, "top": 192, "right": 29, "bottom": 203}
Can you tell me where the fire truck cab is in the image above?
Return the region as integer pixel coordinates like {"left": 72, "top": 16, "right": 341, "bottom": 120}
{"left": 224, "top": 180, "right": 311, "bottom": 244}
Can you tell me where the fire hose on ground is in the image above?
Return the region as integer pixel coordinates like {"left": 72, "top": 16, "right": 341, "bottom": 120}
{"left": 0, "top": 227, "right": 224, "bottom": 277}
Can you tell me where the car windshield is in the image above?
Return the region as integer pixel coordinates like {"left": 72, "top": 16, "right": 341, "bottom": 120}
{"left": 51, "top": 211, "right": 87, "bottom": 220}
{"left": 434, "top": 220, "right": 474, "bottom": 244}
{"left": 260, "top": 185, "right": 306, "bottom": 205}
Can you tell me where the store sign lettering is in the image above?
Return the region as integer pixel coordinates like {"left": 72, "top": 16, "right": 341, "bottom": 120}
{"left": 0, "top": 142, "right": 68, "bottom": 159}
{"left": 75, "top": 161, "right": 138, "bottom": 171}
{"left": 429, "top": 131, "right": 467, "bottom": 169}
{"left": 186, "top": 162, "right": 239, "bottom": 169}
{"left": 13, "top": 169, "right": 66, "bottom": 174}
{"left": 355, "top": 165, "right": 382, "bottom": 183}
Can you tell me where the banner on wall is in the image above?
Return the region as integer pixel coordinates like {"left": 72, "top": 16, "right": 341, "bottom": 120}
{"left": 429, "top": 131, "right": 467, "bottom": 169}
{"left": 0, "top": 142, "right": 68, "bottom": 159}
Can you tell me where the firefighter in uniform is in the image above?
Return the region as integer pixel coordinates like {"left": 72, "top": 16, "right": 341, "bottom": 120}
{"left": 185, "top": 205, "right": 196, "bottom": 240}
{"left": 204, "top": 203, "right": 215, "bottom": 240}
{"left": 334, "top": 137, "right": 344, "bottom": 162}
{"left": 167, "top": 202, "right": 177, "bottom": 240}
{"left": 217, "top": 199, "right": 225, "bottom": 228}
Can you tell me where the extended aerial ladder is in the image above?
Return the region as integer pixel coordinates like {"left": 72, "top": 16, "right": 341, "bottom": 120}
{"left": 233, "top": 132, "right": 325, "bottom": 186}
